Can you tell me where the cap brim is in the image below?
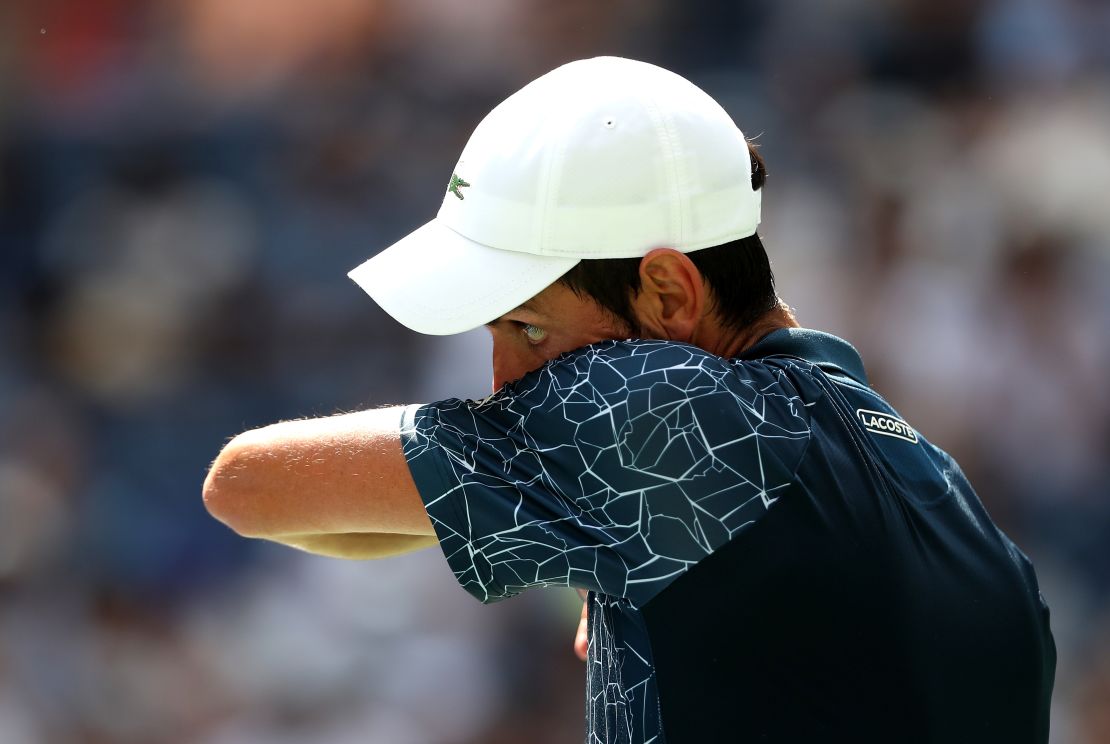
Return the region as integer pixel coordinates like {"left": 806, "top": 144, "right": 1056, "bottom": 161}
{"left": 348, "top": 219, "right": 580, "bottom": 335}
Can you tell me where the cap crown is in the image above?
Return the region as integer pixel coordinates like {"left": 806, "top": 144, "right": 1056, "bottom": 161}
{"left": 437, "top": 56, "right": 761, "bottom": 258}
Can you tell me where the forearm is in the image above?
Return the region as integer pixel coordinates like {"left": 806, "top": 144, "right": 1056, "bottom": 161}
{"left": 271, "top": 532, "right": 439, "bottom": 560}
{"left": 203, "top": 407, "right": 435, "bottom": 539}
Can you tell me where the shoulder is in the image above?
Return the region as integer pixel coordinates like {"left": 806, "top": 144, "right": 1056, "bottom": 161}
{"left": 411, "top": 340, "right": 817, "bottom": 448}
{"left": 497, "top": 338, "right": 787, "bottom": 402}
{"left": 474, "top": 340, "right": 815, "bottom": 451}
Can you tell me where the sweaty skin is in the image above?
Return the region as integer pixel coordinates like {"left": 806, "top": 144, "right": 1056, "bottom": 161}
{"left": 203, "top": 248, "right": 797, "bottom": 660}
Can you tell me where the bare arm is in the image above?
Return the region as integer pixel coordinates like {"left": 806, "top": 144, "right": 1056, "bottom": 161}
{"left": 278, "top": 532, "right": 438, "bottom": 559}
{"left": 202, "top": 407, "right": 436, "bottom": 558}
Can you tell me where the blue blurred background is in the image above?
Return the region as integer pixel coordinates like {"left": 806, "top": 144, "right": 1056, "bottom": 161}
{"left": 1, "top": 1, "right": 1108, "bottom": 742}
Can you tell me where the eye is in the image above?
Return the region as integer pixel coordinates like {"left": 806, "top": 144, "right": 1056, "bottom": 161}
{"left": 521, "top": 323, "right": 548, "bottom": 345}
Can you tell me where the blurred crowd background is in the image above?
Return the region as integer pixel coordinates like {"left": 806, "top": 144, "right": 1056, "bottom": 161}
{"left": 1, "top": 0, "right": 1108, "bottom": 742}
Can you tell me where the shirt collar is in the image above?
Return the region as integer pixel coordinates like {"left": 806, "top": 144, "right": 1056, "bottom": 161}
{"left": 738, "top": 328, "right": 869, "bottom": 386}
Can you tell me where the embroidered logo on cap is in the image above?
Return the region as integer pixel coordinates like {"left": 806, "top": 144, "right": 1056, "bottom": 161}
{"left": 448, "top": 173, "right": 471, "bottom": 200}
{"left": 856, "top": 408, "right": 919, "bottom": 444}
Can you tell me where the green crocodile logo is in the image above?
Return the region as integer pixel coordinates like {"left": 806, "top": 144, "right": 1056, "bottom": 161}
{"left": 448, "top": 173, "right": 471, "bottom": 200}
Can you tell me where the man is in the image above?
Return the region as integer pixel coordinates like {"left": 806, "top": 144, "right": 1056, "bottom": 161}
{"left": 204, "top": 57, "right": 1055, "bottom": 742}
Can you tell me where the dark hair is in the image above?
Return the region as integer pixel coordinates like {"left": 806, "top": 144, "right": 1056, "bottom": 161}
{"left": 558, "top": 142, "right": 777, "bottom": 334}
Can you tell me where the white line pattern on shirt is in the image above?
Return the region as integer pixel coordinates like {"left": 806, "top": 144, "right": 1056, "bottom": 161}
{"left": 403, "top": 340, "right": 813, "bottom": 744}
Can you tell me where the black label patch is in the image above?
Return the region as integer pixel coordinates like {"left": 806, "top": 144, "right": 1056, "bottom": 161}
{"left": 855, "top": 408, "right": 919, "bottom": 444}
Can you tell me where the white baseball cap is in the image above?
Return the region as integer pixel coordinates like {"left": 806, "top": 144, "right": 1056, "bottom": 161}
{"left": 348, "top": 56, "right": 761, "bottom": 335}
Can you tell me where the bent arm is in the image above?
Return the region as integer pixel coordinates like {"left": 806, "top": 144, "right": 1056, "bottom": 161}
{"left": 203, "top": 407, "right": 436, "bottom": 558}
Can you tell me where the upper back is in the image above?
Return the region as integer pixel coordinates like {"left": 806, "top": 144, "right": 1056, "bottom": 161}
{"left": 642, "top": 329, "right": 1056, "bottom": 742}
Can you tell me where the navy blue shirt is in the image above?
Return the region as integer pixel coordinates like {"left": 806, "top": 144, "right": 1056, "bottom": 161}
{"left": 401, "top": 329, "right": 1055, "bottom": 743}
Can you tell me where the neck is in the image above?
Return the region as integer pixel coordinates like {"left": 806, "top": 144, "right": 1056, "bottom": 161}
{"left": 696, "top": 302, "right": 799, "bottom": 359}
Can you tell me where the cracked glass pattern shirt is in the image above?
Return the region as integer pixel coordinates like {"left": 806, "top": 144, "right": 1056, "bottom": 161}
{"left": 402, "top": 339, "right": 805, "bottom": 743}
{"left": 399, "top": 332, "right": 1055, "bottom": 744}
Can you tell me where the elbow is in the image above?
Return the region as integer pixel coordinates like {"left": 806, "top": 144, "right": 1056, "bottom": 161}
{"left": 203, "top": 432, "right": 268, "bottom": 537}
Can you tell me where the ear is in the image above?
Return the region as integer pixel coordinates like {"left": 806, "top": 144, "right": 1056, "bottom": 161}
{"left": 630, "top": 248, "right": 706, "bottom": 342}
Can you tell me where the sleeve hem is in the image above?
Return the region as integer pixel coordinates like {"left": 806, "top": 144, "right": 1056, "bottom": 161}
{"left": 399, "top": 403, "right": 503, "bottom": 603}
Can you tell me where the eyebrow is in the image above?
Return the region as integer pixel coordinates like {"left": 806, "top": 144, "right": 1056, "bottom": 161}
{"left": 485, "top": 299, "right": 542, "bottom": 327}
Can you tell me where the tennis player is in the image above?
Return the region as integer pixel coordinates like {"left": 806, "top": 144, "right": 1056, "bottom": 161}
{"left": 204, "top": 57, "right": 1055, "bottom": 743}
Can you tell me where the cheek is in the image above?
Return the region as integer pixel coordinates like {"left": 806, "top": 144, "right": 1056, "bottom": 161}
{"left": 553, "top": 320, "right": 627, "bottom": 351}
{"left": 491, "top": 337, "right": 550, "bottom": 388}
{"left": 547, "top": 340, "right": 592, "bottom": 361}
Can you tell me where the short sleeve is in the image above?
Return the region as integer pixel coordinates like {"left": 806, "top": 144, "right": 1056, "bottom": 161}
{"left": 401, "top": 340, "right": 812, "bottom": 605}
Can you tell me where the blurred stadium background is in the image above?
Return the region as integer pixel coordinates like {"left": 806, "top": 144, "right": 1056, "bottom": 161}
{"left": 1, "top": 1, "right": 1108, "bottom": 742}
